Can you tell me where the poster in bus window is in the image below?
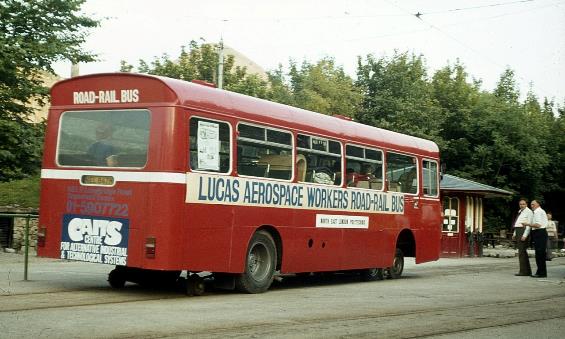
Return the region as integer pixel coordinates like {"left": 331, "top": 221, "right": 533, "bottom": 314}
{"left": 197, "top": 121, "right": 220, "bottom": 171}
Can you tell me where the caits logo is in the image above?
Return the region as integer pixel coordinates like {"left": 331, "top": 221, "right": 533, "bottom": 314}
{"left": 67, "top": 217, "right": 124, "bottom": 246}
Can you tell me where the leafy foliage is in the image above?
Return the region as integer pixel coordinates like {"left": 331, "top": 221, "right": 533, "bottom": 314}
{"left": 121, "top": 41, "right": 270, "bottom": 98}
{"left": 0, "top": 0, "right": 98, "bottom": 121}
{"left": 0, "top": 0, "right": 97, "bottom": 183}
{"left": 287, "top": 58, "right": 362, "bottom": 117}
{"left": 0, "top": 176, "right": 40, "bottom": 208}
{"left": 0, "top": 120, "right": 44, "bottom": 182}
{"left": 356, "top": 52, "right": 444, "bottom": 142}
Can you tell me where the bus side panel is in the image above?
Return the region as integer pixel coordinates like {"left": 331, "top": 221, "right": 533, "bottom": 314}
{"left": 280, "top": 219, "right": 344, "bottom": 273}
{"left": 181, "top": 203, "right": 235, "bottom": 272}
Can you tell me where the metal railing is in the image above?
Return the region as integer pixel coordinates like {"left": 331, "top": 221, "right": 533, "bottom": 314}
{"left": 0, "top": 213, "right": 38, "bottom": 281}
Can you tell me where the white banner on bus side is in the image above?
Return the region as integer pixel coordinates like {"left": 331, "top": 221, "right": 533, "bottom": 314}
{"left": 315, "top": 214, "right": 369, "bottom": 229}
{"left": 186, "top": 172, "right": 405, "bottom": 215}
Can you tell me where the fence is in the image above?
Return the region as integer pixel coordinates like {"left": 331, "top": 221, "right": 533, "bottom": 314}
{"left": 0, "top": 213, "right": 38, "bottom": 281}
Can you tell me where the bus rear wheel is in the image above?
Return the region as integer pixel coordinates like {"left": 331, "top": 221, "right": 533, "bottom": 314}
{"left": 235, "top": 230, "right": 277, "bottom": 293}
{"left": 360, "top": 268, "right": 384, "bottom": 281}
{"left": 386, "top": 249, "right": 404, "bottom": 279}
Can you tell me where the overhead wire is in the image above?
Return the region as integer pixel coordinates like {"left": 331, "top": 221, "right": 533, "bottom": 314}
{"left": 417, "top": 0, "right": 535, "bottom": 15}
{"left": 383, "top": 0, "right": 563, "bottom": 100}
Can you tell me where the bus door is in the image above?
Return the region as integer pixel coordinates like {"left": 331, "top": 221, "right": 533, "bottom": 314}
{"left": 420, "top": 159, "right": 441, "bottom": 261}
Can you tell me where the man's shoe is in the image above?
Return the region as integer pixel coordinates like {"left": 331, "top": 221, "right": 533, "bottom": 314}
{"left": 531, "top": 274, "right": 547, "bottom": 278}
{"left": 515, "top": 273, "right": 530, "bottom": 276}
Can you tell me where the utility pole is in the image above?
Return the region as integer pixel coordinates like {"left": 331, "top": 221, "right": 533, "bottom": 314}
{"left": 71, "top": 62, "right": 80, "bottom": 77}
{"left": 217, "top": 37, "right": 224, "bottom": 89}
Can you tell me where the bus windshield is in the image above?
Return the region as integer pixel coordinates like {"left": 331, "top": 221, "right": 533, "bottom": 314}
{"left": 56, "top": 109, "right": 150, "bottom": 168}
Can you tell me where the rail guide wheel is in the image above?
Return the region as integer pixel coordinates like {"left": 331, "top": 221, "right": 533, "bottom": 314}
{"left": 108, "top": 268, "right": 126, "bottom": 288}
{"left": 186, "top": 274, "right": 206, "bottom": 296}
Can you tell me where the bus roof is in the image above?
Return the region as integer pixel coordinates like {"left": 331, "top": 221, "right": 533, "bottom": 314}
{"left": 51, "top": 73, "right": 439, "bottom": 157}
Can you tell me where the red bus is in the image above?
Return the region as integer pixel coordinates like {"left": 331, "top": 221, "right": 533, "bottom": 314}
{"left": 37, "top": 73, "right": 441, "bottom": 294}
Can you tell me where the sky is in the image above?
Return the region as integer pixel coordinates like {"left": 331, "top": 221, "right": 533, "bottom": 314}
{"left": 53, "top": 0, "right": 565, "bottom": 103}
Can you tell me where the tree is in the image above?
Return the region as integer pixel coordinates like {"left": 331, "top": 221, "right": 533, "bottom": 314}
{"left": 121, "top": 41, "right": 270, "bottom": 98}
{"left": 431, "top": 61, "right": 480, "bottom": 172}
{"left": 493, "top": 68, "right": 520, "bottom": 105}
{"left": 265, "top": 65, "right": 295, "bottom": 106}
{"left": 287, "top": 58, "right": 362, "bottom": 117}
{"left": 0, "top": 0, "right": 98, "bottom": 181}
{"left": 356, "top": 52, "right": 444, "bottom": 142}
{"left": 0, "top": 120, "right": 44, "bottom": 182}
{"left": 0, "top": 0, "right": 98, "bottom": 121}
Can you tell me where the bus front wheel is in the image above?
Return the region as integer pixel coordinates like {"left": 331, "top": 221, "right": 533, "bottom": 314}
{"left": 235, "top": 230, "right": 277, "bottom": 293}
{"left": 386, "top": 249, "right": 404, "bottom": 279}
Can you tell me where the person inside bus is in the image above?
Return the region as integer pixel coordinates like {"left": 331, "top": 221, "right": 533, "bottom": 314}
{"left": 87, "top": 123, "right": 118, "bottom": 166}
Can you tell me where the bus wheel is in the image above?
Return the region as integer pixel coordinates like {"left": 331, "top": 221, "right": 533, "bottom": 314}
{"left": 108, "top": 267, "right": 126, "bottom": 288}
{"left": 360, "top": 268, "right": 384, "bottom": 281}
{"left": 235, "top": 230, "right": 277, "bottom": 293}
{"left": 386, "top": 249, "right": 404, "bottom": 279}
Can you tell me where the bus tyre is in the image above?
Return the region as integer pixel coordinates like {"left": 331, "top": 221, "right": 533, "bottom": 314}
{"left": 108, "top": 268, "right": 126, "bottom": 288}
{"left": 236, "top": 231, "right": 277, "bottom": 294}
{"left": 360, "top": 268, "right": 384, "bottom": 281}
{"left": 386, "top": 249, "right": 404, "bottom": 279}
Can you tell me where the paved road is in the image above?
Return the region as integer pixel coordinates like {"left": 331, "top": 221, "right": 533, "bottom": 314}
{"left": 1, "top": 253, "right": 564, "bottom": 338}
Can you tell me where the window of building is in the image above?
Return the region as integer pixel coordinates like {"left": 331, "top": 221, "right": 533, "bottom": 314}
{"left": 443, "top": 197, "right": 459, "bottom": 232}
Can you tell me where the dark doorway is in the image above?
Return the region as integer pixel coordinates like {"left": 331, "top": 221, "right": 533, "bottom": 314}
{"left": 0, "top": 217, "right": 13, "bottom": 248}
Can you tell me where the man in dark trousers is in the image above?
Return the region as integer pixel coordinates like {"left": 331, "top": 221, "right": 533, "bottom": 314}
{"left": 511, "top": 199, "right": 533, "bottom": 276}
{"left": 525, "top": 200, "right": 549, "bottom": 278}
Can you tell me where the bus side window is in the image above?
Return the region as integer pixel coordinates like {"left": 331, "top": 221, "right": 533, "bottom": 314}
{"left": 386, "top": 152, "right": 417, "bottom": 194}
{"left": 189, "top": 117, "right": 231, "bottom": 173}
{"left": 237, "top": 123, "right": 292, "bottom": 180}
{"left": 297, "top": 135, "right": 341, "bottom": 186}
{"left": 423, "top": 159, "right": 439, "bottom": 196}
{"left": 345, "top": 144, "right": 383, "bottom": 190}
{"left": 296, "top": 154, "right": 307, "bottom": 182}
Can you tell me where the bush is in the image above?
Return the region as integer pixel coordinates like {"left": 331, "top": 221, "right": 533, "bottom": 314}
{"left": 0, "top": 176, "right": 40, "bottom": 208}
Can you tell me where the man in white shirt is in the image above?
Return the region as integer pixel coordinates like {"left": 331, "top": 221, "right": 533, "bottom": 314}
{"left": 511, "top": 199, "right": 533, "bottom": 276}
{"left": 524, "top": 200, "right": 549, "bottom": 278}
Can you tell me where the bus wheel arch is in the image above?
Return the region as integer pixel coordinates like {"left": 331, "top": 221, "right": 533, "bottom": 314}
{"left": 235, "top": 228, "right": 279, "bottom": 293}
{"left": 396, "top": 229, "right": 416, "bottom": 258}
